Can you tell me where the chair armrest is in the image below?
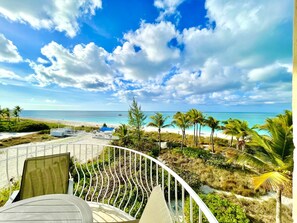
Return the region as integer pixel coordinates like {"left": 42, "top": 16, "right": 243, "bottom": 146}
{"left": 67, "top": 179, "right": 74, "bottom": 195}
{"left": 5, "top": 190, "right": 19, "bottom": 206}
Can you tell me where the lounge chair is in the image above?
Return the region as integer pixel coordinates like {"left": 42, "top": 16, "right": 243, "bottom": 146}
{"left": 5, "top": 152, "right": 72, "bottom": 205}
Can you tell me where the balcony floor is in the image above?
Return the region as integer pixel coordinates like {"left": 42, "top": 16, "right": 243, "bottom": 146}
{"left": 88, "top": 202, "right": 137, "bottom": 223}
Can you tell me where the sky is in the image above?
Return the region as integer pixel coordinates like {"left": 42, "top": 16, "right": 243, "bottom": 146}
{"left": 0, "top": 0, "right": 293, "bottom": 112}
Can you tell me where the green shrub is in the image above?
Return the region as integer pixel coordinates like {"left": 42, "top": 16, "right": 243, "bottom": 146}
{"left": 167, "top": 141, "right": 183, "bottom": 148}
{"left": 41, "top": 135, "right": 50, "bottom": 140}
{"left": 183, "top": 147, "right": 212, "bottom": 161}
{"left": 172, "top": 148, "right": 183, "bottom": 155}
{"left": 215, "top": 137, "right": 229, "bottom": 146}
{"left": 148, "top": 146, "right": 160, "bottom": 158}
{"left": 206, "top": 154, "right": 232, "bottom": 169}
{"left": 185, "top": 193, "right": 250, "bottom": 223}
{"left": 38, "top": 129, "right": 50, "bottom": 134}
{"left": 0, "top": 181, "right": 20, "bottom": 207}
{"left": 16, "top": 122, "right": 50, "bottom": 132}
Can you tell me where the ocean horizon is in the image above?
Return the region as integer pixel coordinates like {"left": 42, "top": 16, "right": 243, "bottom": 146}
{"left": 21, "top": 110, "right": 279, "bottom": 134}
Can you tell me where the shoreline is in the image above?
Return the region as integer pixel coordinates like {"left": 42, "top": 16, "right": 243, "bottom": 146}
{"left": 22, "top": 117, "right": 117, "bottom": 128}
{"left": 22, "top": 117, "right": 231, "bottom": 140}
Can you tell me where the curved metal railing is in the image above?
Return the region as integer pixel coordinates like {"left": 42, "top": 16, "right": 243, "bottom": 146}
{"left": 0, "top": 144, "right": 218, "bottom": 223}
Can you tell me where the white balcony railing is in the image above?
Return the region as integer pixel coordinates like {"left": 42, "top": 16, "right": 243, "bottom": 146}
{"left": 0, "top": 144, "right": 218, "bottom": 223}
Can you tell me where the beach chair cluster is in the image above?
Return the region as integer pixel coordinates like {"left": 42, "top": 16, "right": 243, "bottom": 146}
{"left": 92, "top": 126, "right": 115, "bottom": 139}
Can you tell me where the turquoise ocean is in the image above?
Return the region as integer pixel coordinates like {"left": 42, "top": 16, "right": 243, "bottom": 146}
{"left": 21, "top": 110, "right": 278, "bottom": 134}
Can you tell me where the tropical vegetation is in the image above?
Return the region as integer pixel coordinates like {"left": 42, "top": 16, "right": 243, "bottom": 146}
{"left": 186, "top": 109, "right": 204, "bottom": 146}
{"left": 116, "top": 100, "right": 293, "bottom": 222}
{"left": 114, "top": 124, "right": 130, "bottom": 146}
{"left": 147, "top": 112, "right": 171, "bottom": 150}
{"left": 0, "top": 101, "right": 293, "bottom": 222}
{"left": 229, "top": 110, "right": 293, "bottom": 223}
{"left": 205, "top": 116, "right": 220, "bottom": 153}
{"left": 185, "top": 193, "right": 250, "bottom": 223}
{"left": 128, "top": 98, "right": 147, "bottom": 149}
{"left": 172, "top": 111, "right": 191, "bottom": 150}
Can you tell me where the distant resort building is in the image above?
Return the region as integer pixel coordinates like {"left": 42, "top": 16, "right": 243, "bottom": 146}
{"left": 50, "top": 127, "right": 75, "bottom": 137}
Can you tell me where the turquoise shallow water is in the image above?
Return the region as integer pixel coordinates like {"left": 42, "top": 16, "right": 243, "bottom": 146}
{"left": 22, "top": 110, "right": 278, "bottom": 134}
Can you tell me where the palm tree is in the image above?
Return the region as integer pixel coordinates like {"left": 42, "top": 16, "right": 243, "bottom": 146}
{"left": 147, "top": 112, "right": 171, "bottom": 151}
{"left": 0, "top": 106, "right": 3, "bottom": 122}
{"left": 222, "top": 118, "right": 240, "bottom": 147}
{"left": 197, "top": 113, "right": 205, "bottom": 145}
{"left": 128, "top": 98, "right": 147, "bottom": 149}
{"left": 233, "top": 110, "right": 293, "bottom": 223}
{"left": 172, "top": 112, "right": 191, "bottom": 150}
{"left": 115, "top": 124, "right": 130, "bottom": 146}
{"left": 2, "top": 108, "right": 10, "bottom": 122}
{"left": 205, "top": 116, "right": 220, "bottom": 153}
{"left": 187, "top": 109, "right": 203, "bottom": 146}
{"left": 223, "top": 119, "right": 252, "bottom": 151}
{"left": 13, "top": 106, "right": 22, "bottom": 122}
{"left": 235, "top": 120, "right": 251, "bottom": 151}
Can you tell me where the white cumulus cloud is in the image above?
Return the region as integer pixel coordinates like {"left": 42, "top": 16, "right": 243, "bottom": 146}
{"left": 0, "top": 68, "right": 22, "bottom": 80}
{"left": 112, "top": 21, "right": 180, "bottom": 81}
{"left": 19, "top": 0, "right": 292, "bottom": 108}
{"left": 183, "top": 0, "right": 292, "bottom": 69}
{"left": 29, "top": 41, "right": 115, "bottom": 91}
{"left": 154, "top": 0, "right": 184, "bottom": 21}
{"left": 248, "top": 63, "right": 291, "bottom": 83}
{"left": 0, "top": 0, "right": 102, "bottom": 37}
{"left": 166, "top": 58, "right": 243, "bottom": 97}
{"left": 0, "top": 34, "right": 22, "bottom": 63}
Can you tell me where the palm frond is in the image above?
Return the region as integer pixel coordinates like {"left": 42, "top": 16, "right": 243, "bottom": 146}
{"left": 250, "top": 130, "right": 282, "bottom": 167}
{"left": 225, "top": 147, "right": 270, "bottom": 170}
{"left": 253, "top": 171, "right": 290, "bottom": 190}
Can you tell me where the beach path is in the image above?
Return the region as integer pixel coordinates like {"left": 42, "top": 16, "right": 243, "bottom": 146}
{"left": 0, "top": 132, "right": 112, "bottom": 188}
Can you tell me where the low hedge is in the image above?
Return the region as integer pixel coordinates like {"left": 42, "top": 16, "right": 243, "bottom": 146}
{"left": 0, "top": 120, "right": 50, "bottom": 132}
{"left": 184, "top": 193, "right": 250, "bottom": 223}
{"left": 16, "top": 122, "right": 50, "bottom": 132}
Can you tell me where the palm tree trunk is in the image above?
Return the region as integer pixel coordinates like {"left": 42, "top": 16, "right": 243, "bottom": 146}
{"left": 193, "top": 123, "right": 195, "bottom": 145}
{"left": 211, "top": 130, "right": 215, "bottom": 153}
{"left": 195, "top": 124, "right": 198, "bottom": 146}
{"left": 137, "top": 126, "right": 141, "bottom": 149}
{"left": 181, "top": 129, "right": 185, "bottom": 150}
{"left": 276, "top": 187, "right": 282, "bottom": 223}
{"left": 158, "top": 128, "right": 161, "bottom": 151}
{"left": 230, "top": 135, "right": 233, "bottom": 147}
{"left": 241, "top": 141, "right": 246, "bottom": 152}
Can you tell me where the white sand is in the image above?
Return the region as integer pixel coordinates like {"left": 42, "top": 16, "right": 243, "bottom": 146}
{"left": 22, "top": 117, "right": 116, "bottom": 128}
{"left": 23, "top": 117, "right": 231, "bottom": 140}
{"left": 0, "top": 132, "right": 37, "bottom": 140}
{"left": 145, "top": 126, "right": 231, "bottom": 140}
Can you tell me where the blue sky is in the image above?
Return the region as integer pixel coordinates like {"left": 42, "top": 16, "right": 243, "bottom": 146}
{"left": 0, "top": 0, "right": 293, "bottom": 112}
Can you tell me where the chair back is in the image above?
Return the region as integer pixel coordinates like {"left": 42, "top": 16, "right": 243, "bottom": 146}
{"left": 139, "top": 185, "right": 173, "bottom": 223}
{"left": 19, "top": 153, "right": 70, "bottom": 200}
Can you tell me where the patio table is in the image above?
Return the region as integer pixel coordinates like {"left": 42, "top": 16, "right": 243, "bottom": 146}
{"left": 0, "top": 194, "right": 93, "bottom": 223}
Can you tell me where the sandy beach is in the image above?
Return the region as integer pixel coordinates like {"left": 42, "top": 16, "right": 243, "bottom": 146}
{"left": 22, "top": 117, "right": 230, "bottom": 140}
{"left": 0, "top": 132, "right": 36, "bottom": 140}
{"left": 22, "top": 117, "right": 113, "bottom": 128}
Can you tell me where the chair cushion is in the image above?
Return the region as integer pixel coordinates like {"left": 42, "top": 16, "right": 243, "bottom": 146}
{"left": 139, "top": 185, "right": 173, "bottom": 223}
